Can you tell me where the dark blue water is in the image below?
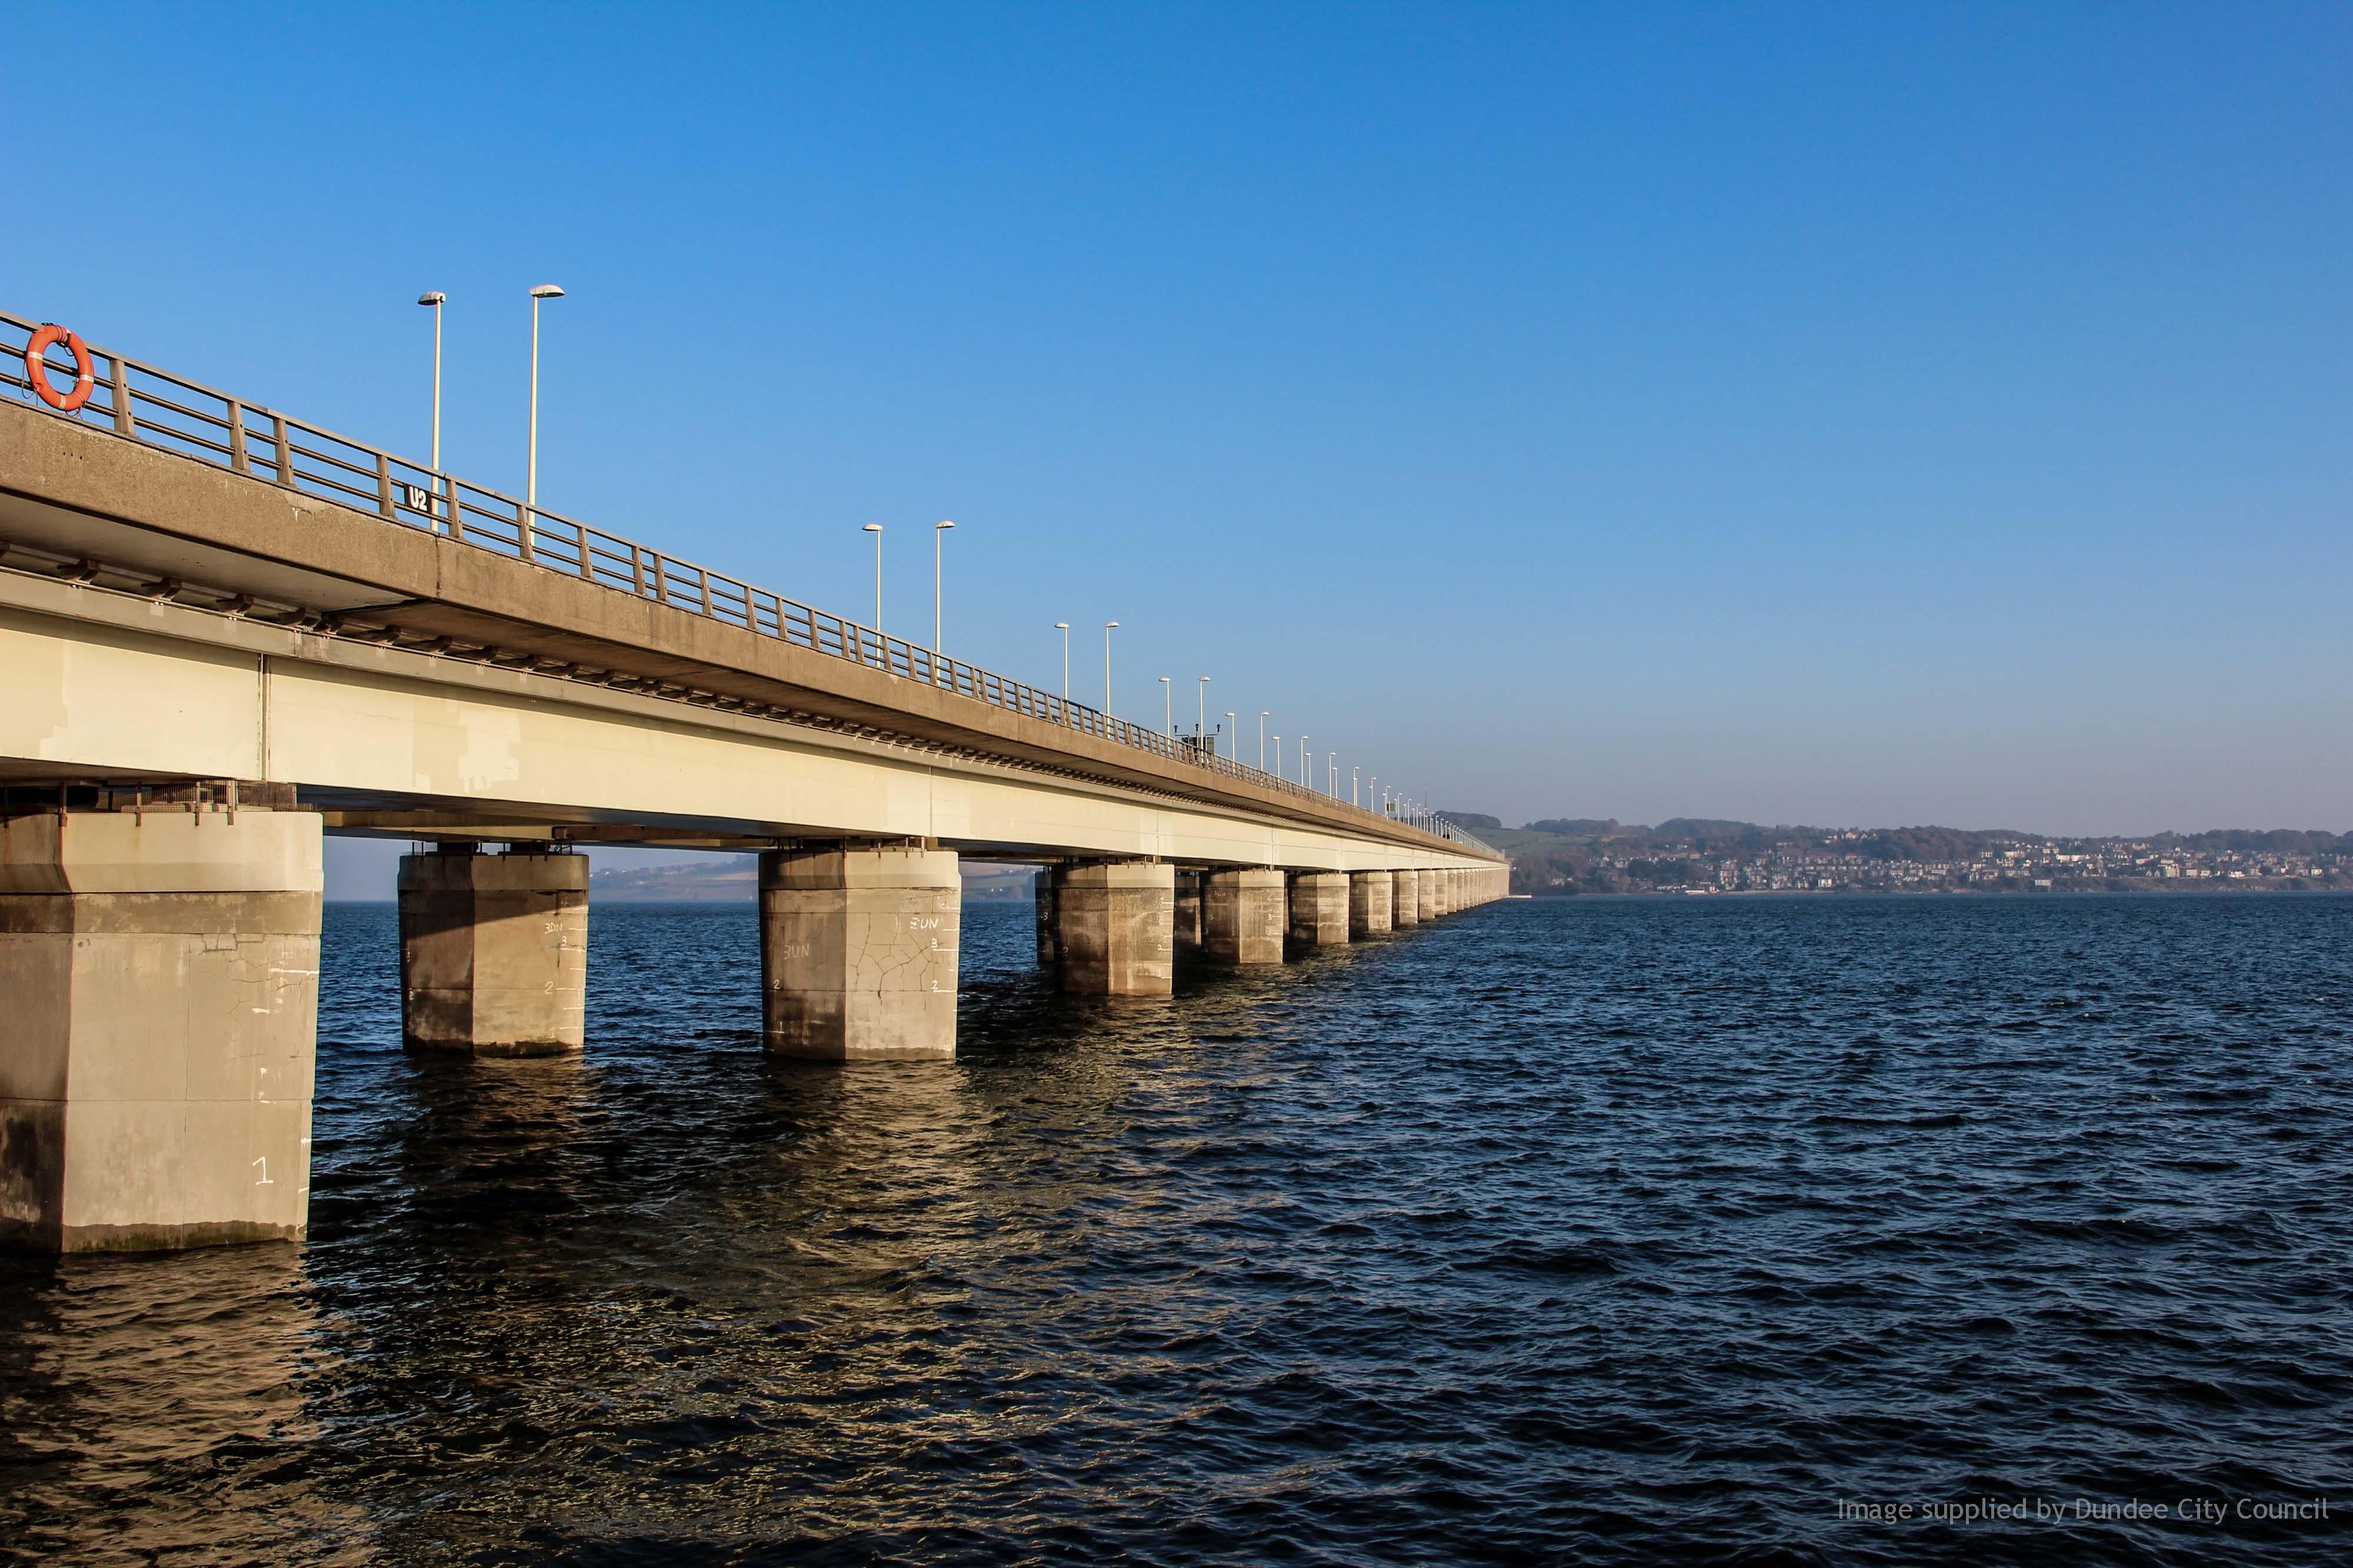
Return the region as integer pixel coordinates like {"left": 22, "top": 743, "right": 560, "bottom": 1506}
{"left": 3, "top": 895, "right": 2349, "bottom": 1565}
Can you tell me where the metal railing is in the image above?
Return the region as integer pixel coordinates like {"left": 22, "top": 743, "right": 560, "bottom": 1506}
{"left": 1, "top": 309, "right": 1496, "bottom": 858}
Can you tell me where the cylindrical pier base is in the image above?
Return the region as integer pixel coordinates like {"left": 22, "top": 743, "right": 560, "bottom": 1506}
{"left": 399, "top": 846, "right": 588, "bottom": 1056}
{"left": 1204, "top": 868, "right": 1286, "bottom": 965}
{"left": 761, "top": 845, "right": 960, "bottom": 1060}
{"left": 1054, "top": 861, "right": 1175, "bottom": 995}
{"left": 1, "top": 808, "right": 322, "bottom": 1252}
{"left": 1287, "top": 872, "right": 1351, "bottom": 949}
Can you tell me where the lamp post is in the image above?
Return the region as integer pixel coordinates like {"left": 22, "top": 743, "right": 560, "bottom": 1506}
{"left": 1196, "top": 676, "right": 1209, "bottom": 738}
{"left": 862, "top": 524, "right": 883, "bottom": 641}
{"left": 1298, "top": 736, "right": 1308, "bottom": 786}
{"left": 1103, "top": 622, "right": 1118, "bottom": 715}
{"left": 1274, "top": 735, "right": 1282, "bottom": 778}
{"left": 417, "top": 292, "right": 445, "bottom": 472}
{"left": 1225, "top": 712, "right": 1235, "bottom": 759}
{"left": 526, "top": 284, "right": 564, "bottom": 532}
{"left": 1159, "top": 676, "right": 1172, "bottom": 735}
{"left": 1352, "top": 766, "right": 1359, "bottom": 807}
{"left": 1258, "top": 712, "right": 1268, "bottom": 772}
{"left": 1055, "top": 623, "right": 1070, "bottom": 702}
{"left": 932, "top": 520, "right": 955, "bottom": 651}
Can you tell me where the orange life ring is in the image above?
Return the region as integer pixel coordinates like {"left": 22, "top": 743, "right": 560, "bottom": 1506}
{"left": 24, "top": 323, "right": 96, "bottom": 412}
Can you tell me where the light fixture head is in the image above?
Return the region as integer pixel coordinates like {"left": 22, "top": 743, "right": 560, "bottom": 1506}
{"left": 1105, "top": 620, "right": 1119, "bottom": 628}
{"left": 862, "top": 523, "right": 883, "bottom": 533}
{"left": 529, "top": 283, "right": 565, "bottom": 299}
{"left": 1055, "top": 621, "right": 1069, "bottom": 629}
{"left": 936, "top": 519, "right": 956, "bottom": 531}
{"left": 418, "top": 291, "right": 446, "bottom": 306}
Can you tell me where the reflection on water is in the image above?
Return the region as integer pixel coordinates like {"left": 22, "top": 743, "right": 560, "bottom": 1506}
{"left": 4, "top": 896, "right": 2352, "bottom": 1565}
{"left": 0, "top": 1246, "right": 369, "bottom": 1564}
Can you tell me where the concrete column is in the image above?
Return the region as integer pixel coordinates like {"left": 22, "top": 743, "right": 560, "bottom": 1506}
{"left": 1418, "top": 867, "right": 1441, "bottom": 920}
{"left": 399, "top": 847, "right": 588, "bottom": 1055}
{"left": 1287, "top": 872, "right": 1351, "bottom": 949}
{"left": 1055, "top": 861, "right": 1174, "bottom": 995}
{"left": 1173, "top": 869, "right": 1204, "bottom": 950}
{"left": 1203, "top": 868, "right": 1286, "bottom": 965}
{"left": 1, "top": 808, "right": 321, "bottom": 1252}
{"left": 1349, "top": 870, "right": 1393, "bottom": 937}
{"left": 1390, "top": 869, "right": 1420, "bottom": 927}
{"left": 1034, "top": 867, "right": 1059, "bottom": 969}
{"left": 1451, "top": 868, "right": 1467, "bottom": 910}
{"left": 761, "top": 845, "right": 959, "bottom": 1060}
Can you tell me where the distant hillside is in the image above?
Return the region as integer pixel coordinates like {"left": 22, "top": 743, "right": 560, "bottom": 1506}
{"left": 1477, "top": 814, "right": 2350, "bottom": 896}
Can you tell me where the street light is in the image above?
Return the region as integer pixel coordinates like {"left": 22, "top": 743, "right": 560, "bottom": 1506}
{"left": 1274, "top": 735, "right": 1283, "bottom": 778}
{"left": 526, "top": 284, "right": 564, "bottom": 530}
{"left": 417, "top": 292, "right": 445, "bottom": 473}
{"left": 1225, "top": 712, "right": 1235, "bottom": 759}
{"left": 1159, "top": 676, "right": 1172, "bottom": 735}
{"left": 1352, "top": 766, "right": 1359, "bottom": 807}
{"left": 1258, "top": 712, "right": 1268, "bottom": 772}
{"left": 1104, "top": 622, "right": 1118, "bottom": 715}
{"left": 1196, "top": 676, "right": 1209, "bottom": 738}
{"left": 1055, "top": 623, "right": 1070, "bottom": 701}
{"left": 1299, "top": 736, "right": 1308, "bottom": 786}
{"left": 862, "top": 524, "right": 883, "bottom": 639}
{"left": 932, "top": 520, "right": 955, "bottom": 652}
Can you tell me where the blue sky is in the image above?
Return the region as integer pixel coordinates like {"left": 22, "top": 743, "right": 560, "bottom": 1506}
{"left": 7, "top": 2, "right": 2349, "bottom": 883}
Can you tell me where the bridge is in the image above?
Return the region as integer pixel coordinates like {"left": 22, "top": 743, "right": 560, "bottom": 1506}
{"left": 0, "top": 311, "right": 1507, "bottom": 1253}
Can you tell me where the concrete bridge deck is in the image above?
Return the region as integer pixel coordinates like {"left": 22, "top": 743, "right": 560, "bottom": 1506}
{"left": 0, "top": 313, "right": 1507, "bottom": 1253}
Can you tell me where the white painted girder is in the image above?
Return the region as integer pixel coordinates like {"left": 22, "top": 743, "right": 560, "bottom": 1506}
{"left": 0, "top": 576, "right": 1484, "bottom": 874}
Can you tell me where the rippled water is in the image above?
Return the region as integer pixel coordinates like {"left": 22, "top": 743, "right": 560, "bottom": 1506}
{"left": 4, "top": 895, "right": 2349, "bottom": 1565}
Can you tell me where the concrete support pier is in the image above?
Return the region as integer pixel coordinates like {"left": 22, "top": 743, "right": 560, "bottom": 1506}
{"left": 398, "top": 846, "right": 588, "bottom": 1056}
{"left": 1204, "top": 868, "right": 1286, "bottom": 965}
{"left": 1391, "top": 869, "right": 1420, "bottom": 927}
{"left": 1418, "top": 867, "right": 1442, "bottom": 921}
{"left": 1173, "top": 869, "right": 1204, "bottom": 951}
{"left": 1287, "top": 872, "right": 1351, "bottom": 949}
{"left": 1349, "top": 870, "right": 1394, "bottom": 937}
{"left": 1, "top": 806, "right": 322, "bottom": 1252}
{"left": 1034, "top": 867, "right": 1059, "bottom": 969}
{"left": 760, "top": 845, "right": 960, "bottom": 1060}
{"left": 1054, "top": 861, "right": 1175, "bottom": 995}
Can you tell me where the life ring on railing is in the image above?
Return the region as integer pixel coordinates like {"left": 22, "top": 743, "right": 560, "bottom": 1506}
{"left": 24, "top": 323, "right": 96, "bottom": 412}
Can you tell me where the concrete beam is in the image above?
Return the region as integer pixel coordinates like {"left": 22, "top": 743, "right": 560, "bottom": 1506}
{"left": 0, "top": 808, "right": 321, "bottom": 1252}
{"left": 759, "top": 845, "right": 960, "bottom": 1060}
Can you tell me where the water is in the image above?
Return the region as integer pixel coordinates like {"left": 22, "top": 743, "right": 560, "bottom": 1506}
{"left": 4, "top": 895, "right": 2349, "bottom": 1565}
